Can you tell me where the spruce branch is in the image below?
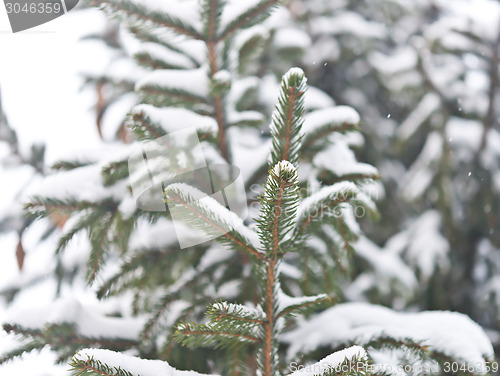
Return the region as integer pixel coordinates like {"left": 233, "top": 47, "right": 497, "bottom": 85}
{"left": 24, "top": 197, "right": 91, "bottom": 219}
{"left": 208, "top": 302, "right": 266, "bottom": 326}
{"left": 276, "top": 294, "right": 333, "bottom": 319}
{"left": 52, "top": 160, "right": 93, "bottom": 171}
{"left": 87, "top": 211, "right": 118, "bottom": 284}
{"left": 202, "top": 0, "right": 226, "bottom": 41}
{"left": 217, "top": 0, "right": 280, "bottom": 41}
{"left": 261, "top": 259, "right": 279, "bottom": 376}
{"left": 0, "top": 341, "right": 46, "bottom": 365}
{"left": 302, "top": 122, "right": 358, "bottom": 152}
{"left": 293, "top": 182, "right": 361, "bottom": 242}
{"left": 127, "top": 111, "right": 170, "bottom": 140}
{"left": 255, "top": 164, "right": 302, "bottom": 376}
{"left": 236, "top": 31, "right": 267, "bottom": 75}
{"left": 164, "top": 183, "right": 263, "bottom": 259}
{"left": 3, "top": 323, "right": 138, "bottom": 365}
{"left": 134, "top": 51, "right": 187, "bottom": 71}
{"left": 127, "top": 26, "right": 201, "bottom": 67}
{"left": 137, "top": 83, "right": 209, "bottom": 109}
{"left": 257, "top": 161, "right": 300, "bottom": 257}
{"left": 175, "top": 321, "right": 260, "bottom": 349}
{"left": 96, "top": 247, "right": 166, "bottom": 299}
{"left": 102, "top": 160, "right": 130, "bottom": 187}
{"left": 88, "top": 0, "right": 203, "bottom": 40}
{"left": 207, "top": 41, "right": 230, "bottom": 162}
{"left": 127, "top": 108, "right": 216, "bottom": 145}
{"left": 269, "top": 68, "right": 307, "bottom": 168}
{"left": 56, "top": 210, "right": 103, "bottom": 254}
{"left": 140, "top": 276, "right": 202, "bottom": 341}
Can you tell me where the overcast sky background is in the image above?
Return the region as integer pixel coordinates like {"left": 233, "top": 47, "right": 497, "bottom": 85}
{"left": 0, "top": 3, "right": 106, "bottom": 164}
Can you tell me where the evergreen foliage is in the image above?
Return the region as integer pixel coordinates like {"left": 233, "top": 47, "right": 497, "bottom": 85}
{"left": 0, "top": 1, "right": 497, "bottom": 376}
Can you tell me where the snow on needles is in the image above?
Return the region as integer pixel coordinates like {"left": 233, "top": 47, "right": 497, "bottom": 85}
{"left": 313, "top": 141, "right": 378, "bottom": 178}
{"left": 131, "top": 104, "right": 218, "bottom": 134}
{"left": 165, "top": 183, "right": 261, "bottom": 249}
{"left": 136, "top": 68, "right": 209, "bottom": 98}
{"left": 296, "top": 181, "right": 358, "bottom": 224}
{"left": 283, "top": 67, "right": 306, "bottom": 83}
{"left": 289, "top": 346, "right": 367, "bottom": 376}
{"left": 6, "top": 297, "right": 144, "bottom": 341}
{"left": 75, "top": 348, "right": 218, "bottom": 376}
{"left": 282, "top": 302, "right": 494, "bottom": 368}
{"left": 302, "top": 106, "right": 360, "bottom": 136}
{"left": 271, "top": 160, "right": 296, "bottom": 177}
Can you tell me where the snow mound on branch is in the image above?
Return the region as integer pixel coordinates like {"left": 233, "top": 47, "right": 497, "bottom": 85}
{"left": 136, "top": 43, "right": 196, "bottom": 69}
{"left": 311, "top": 12, "right": 387, "bottom": 39}
{"left": 128, "top": 217, "right": 178, "bottom": 249}
{"left": 75, "top": 348, "right": 217, "bottom": 376}
{"left": 131, "top": 104, "right": 218, "bottom": 134}
{"left": 136, "top": 68, "right": 209, "bottom": 98}
{"left": 166, "top": 183, "right": 261, "bottom": 249}
{"left": 219, "top": 0, "right": 264, "bottom": 34}
{"left": 271, "top": 160, "right": 296, "bottom": 176}
{"left": 295, "top": 181, "right": 368, "bottom": 228}
{"left": 313, "top": 141, "right": 378, "bottom": 178}
{"left": 282, "top": 302, "right": 494, "bottom": 366}
{"left": 353, "top": 236, "right": 417, "bottom": 291}
{"left": 369, "top": 47, "right": 418, "bottom": 76}
{"left": 397, "top": 93, "right": 440, "bottom": 141}
{"left": 305, "top": 87, "right": 336, "bottom": 109}
{"left": 386, "top": 210, "right": 450, "bottom": 282}
{"left": 6, "top": 297, "right": 144, "bottom": 341}
{"left": 290, "top": 346, "right": 367, "bottom": 376}
{"left": 273, "top": 28, "right": 311, "bottom": 50}
{"left": 24, "top": 164, "right": 128, "bottom": 203}
{"left": 302, "top": 106, "right": 360, "bottom": 135}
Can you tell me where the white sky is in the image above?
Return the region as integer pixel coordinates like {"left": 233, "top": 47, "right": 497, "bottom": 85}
{"left": 0, "top": 3, "right": 104, "bottom": 164}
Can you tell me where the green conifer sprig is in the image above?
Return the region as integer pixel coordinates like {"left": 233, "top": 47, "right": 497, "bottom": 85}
{"left": 137, "top": 83, "right": 210, "bottom": 110}
{"left": 217, "top": 0, "right": 281, "bottom": 41}
{"left": 134, "top": 51, "right": 186, "bottom": 71}
{"left": 292, "top": 182, "right": 372, "bottom": 243}
{"left": 174, "top": 319, "right": 260, "bottom": 350}
{"left": 52, "top": 160, "right": 94, "bottom": 171}
{"left": 55, "top": 210, "right": 105, "bottom": 254}
{"left": 201, "top": 0, "right": 226, "bottom": 41}
{"left": 269, "top": 68, "right": 307, "bottom": 168}
{"left": 102, "top": 160, "right": 130, "bottom": 187}
{"left": 257, "top": 160, "right": 300, "bottom": 257}
{"left": 127, "top": 26, "right": 201, "bottom": 66}
{"left": 301, "top": 120, "right": 359, "bottom": 153}
{"left": 2, "top": 323, "right": 137, "bottom": 366}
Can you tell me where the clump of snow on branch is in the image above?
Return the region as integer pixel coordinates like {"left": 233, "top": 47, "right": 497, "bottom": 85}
{"left": 283, "top": 302, "right": 494, "bottom": 368}
{"left": 6, "top": 297, "right": 144, "bottom": 341}
{"left": 74, "top": 348, "right": 217, "bottom": 376}
{"left": 289, "top": 345, "right": 367, "bottom": 376}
